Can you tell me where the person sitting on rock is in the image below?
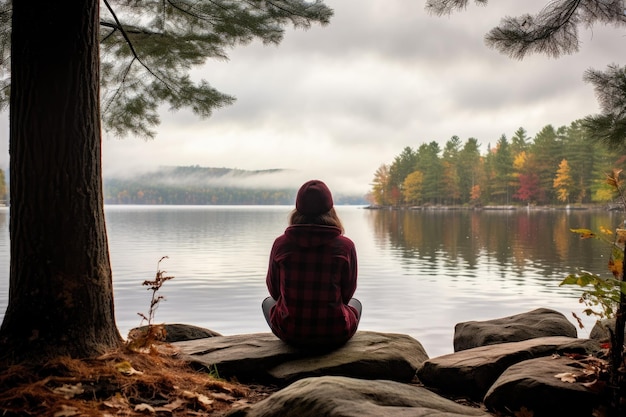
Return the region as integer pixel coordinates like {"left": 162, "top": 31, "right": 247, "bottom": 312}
{"left": 262, "top": 179, "right": 362, "bottom": 349}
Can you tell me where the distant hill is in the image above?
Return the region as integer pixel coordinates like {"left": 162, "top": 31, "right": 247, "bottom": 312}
{"left": 104, "top": 165, "right": 367, "bottom": 205}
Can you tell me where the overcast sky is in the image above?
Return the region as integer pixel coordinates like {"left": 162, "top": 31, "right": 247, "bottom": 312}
{"left": 0, "top": 0, "right": 623, "bottom": 196}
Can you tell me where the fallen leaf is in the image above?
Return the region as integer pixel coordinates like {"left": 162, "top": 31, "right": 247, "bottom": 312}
{"left": 182, "top": 390, "right": 214, "bottom": 409}
{"left": 53, "top": 405, "right": 80, "bottom": 417}
{"left": 134, "top": 403, "right": 155, "bottom": 413}
{"left": 52, "top": 383, "right": 84, "bottom": 399}
{"left": 555, "top": 372, "right": 578, "bottom": 383}
{"left": 161, "top": 398, "right": 185, "bottom": 411}
{"left": 115, "top": 361, "right": 144, "bottom": 376}
{"left": 211, "top": 392, "right": 236, "bottom": 402}
{"left": 103, "top": 393, "right": 129, "bottom": 410}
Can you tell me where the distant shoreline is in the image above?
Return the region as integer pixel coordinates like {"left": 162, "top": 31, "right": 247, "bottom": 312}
{"left": 364, "top": 203, "right": 616, "bottom": 212}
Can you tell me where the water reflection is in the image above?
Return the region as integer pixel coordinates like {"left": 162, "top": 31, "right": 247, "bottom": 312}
{"left": 365, "top": 208, "right": 620, "bottom": 288}
{"left": 0, "top": 206, "right": 623, "bottom": 357}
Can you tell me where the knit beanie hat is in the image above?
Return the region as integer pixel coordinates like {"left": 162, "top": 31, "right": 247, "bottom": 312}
{"left": 296, "top": 180, "right": 334, "bottom": 216}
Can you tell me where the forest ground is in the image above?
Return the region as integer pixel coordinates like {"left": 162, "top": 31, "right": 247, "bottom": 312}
{"left": 0, "top": 344, "right": 277, "bottom": 417}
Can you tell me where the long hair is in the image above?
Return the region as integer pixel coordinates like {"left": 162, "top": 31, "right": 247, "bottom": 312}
{"left": 289, "top": 207, "right": 345, "bottom": 234}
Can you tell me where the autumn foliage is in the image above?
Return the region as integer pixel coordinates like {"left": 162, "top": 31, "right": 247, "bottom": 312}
{"left": 370, "top": 123, "right": 622, "bottom": 207}
{"left": 561, "top": 169, "right": 626, "bottom": 415}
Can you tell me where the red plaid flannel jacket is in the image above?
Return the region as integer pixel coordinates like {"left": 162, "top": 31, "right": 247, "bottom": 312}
{"left": 266, "top": 224, "right": 359, "bottom": 347}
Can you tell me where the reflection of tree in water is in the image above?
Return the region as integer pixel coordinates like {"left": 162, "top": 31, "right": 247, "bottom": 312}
{"left": 552, "top": 215, "right": 571, "bottom": 262}
{"left": 366, "top": 209, "right": 618, "bottom": 285}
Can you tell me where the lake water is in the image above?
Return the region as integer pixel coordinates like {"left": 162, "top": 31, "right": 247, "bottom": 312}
{"left": 0, "top": 205, "right": 622, "bottom": 357}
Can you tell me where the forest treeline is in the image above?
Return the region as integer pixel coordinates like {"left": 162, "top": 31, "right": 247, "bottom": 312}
{"left": 103, "top": 165, "right": 366, "bottom": 205}
{"left": 368, "top": 120, "right": 626, "bottom": 207}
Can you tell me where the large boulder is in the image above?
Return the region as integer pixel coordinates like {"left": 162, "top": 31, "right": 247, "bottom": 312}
{"left": 174, "top": 331, "right": 429, "bottom": 384}
{"left": 454, "top": 308, "right": 578, "bottom": 352}
{"left": 590, "top": 317, "right": 626, "bottom": 343}
{"left": 484, "top": 355, "right": 601, "bottom": 417}
{"left": 417, "top": 336, "right": 600, "bottom": 400}
{"left": 226, "top": 376, "right": 492, "bottom": 417}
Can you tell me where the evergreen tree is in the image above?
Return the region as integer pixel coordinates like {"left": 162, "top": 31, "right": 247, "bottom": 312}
{"left": 584, "top": 64, "right": 626, "bottom": 149}
{"left": 457, "top": 137, "right": 483, "bottom": 204}
{"left": 511, "top": 127, "right": 530, "bottom": 156}
{"left": 529, "top": 125, "right": 563, "bottom": 203}
{"left": 590, "top": 141, "right": 623, "bottom": 203}
{"left": 416, "top": 141, "right": 443, "bottom": 204}
{"left": 483, "top": 142, "right": 496, "bottom": 203}
{"left": 562, "top": 120, "right": 600, "bottom": 203}
{"left": 0, "top": 0, "right": 332, "bottom": 138}
{"left": 491, "top": 135, "right": 514, "bottom": 204}
{"left": 426, "top": 0, "right": 626, "bottom": 146}
{"left": 388, "top": 146, "right": 418, "bottom": 205}
{"left": 0, "top": 0, "right": 333, "bottom": 363}
{"left": 441, "top": 136, "right": 462, "bottom": 205}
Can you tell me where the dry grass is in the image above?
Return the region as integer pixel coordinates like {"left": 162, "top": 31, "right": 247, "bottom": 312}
{"left": 0, "top": 343, "right": 274, "bottom": 417}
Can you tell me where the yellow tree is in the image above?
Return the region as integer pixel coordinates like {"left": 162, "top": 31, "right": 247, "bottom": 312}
{"left": 402, "top": 171, "right": 424, "bottom": 206}
{"left": 553, "top": 159, "right": 574, "bottom": 203}
{"left": 370, "top": 164, "right": 391, "bottom": 205}
{"left": 512, "top": 150, "right": 527, "bottom": 196}
{"left": 513, "top": 151, "right": 528, "bottom": 177}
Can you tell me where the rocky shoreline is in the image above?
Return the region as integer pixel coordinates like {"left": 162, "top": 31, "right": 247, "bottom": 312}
{"left": 157, "top": 308, "right": 621, "bottom": 417}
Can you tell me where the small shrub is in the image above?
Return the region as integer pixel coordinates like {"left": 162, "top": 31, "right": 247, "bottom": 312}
{"left": 127, "top": 256, "right": 174, "bottom": 352}
{"left": 560, "top": 169, "right": 626, "bottom": 415}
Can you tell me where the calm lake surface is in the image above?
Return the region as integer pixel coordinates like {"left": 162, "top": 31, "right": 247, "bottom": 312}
{"left": 0, "top": 205, "right": 622, "bottom": 357}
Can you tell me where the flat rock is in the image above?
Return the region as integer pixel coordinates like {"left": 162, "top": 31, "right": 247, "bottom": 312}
{"left": 484, "top": 355, "right": 601, "bottom": 417}
{"left": 454, "top": 308, "right": 577, "bottom": 352}
{"left": 174, "top": 331, "right": 429, "bottom": 384}
{"left": 226, "top": 376, "right": 492, "bottom": 417}
{"left": 417, "top": 336, "right": 600, "bottom": 400}
{"left": 174, "top": 332, "right": 299, "bottom": 380}
{"left": 129, "top": 323, "right": 222, "bottom": 343}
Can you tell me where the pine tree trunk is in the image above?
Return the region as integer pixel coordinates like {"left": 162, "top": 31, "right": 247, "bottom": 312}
{"left": 0, "top": 0, "right": 122, "bottom": 362}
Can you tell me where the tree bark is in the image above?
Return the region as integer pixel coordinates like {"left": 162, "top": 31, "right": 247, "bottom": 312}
{"left": 0, "top": 0, "right": 122, "bottom": 362}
